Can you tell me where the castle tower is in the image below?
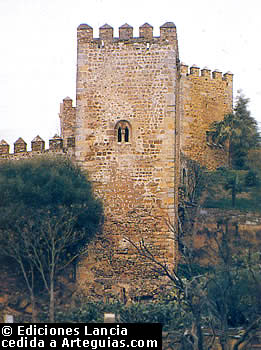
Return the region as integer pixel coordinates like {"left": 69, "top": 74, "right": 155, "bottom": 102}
{"left": 75, "top": 22, "right": 180, "bottom": 297}
{"left": 59, "top": 97, "right": 76, "bottom": 149}
{"left": 179, "top": 63, "right": 233, "bottom": 170}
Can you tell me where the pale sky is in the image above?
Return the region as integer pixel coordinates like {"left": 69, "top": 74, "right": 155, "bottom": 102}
{"left": 1, "top": 0, "right": 261, "bottom": 151}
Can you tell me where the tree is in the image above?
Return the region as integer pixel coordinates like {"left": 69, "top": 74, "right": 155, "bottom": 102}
{"left": 222, "top": 170, "right": 244, "bottom": 207}
{"left": 211, "top": 91, "right": 260, "bottom": 169}
{"left": 180, "top": 154, "right": 207, "bottom": 205}
{"left": 203, "top": 166, "right": 261, "bottom": 209}
{"left": 125, "top": 208, "right": 261, "bottom": 350}
{"left": 0, "top": 156, "right": 103, "bottom": 322}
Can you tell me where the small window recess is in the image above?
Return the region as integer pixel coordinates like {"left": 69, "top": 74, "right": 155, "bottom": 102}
{"left": 206, "top": 131, "right": 215, "bottom": 144}
{"left": 115, "top": 120, "right": 131, "bottom": 143}
{"left": 182, "top": 168, "right": 186, "bottom": 184}
{"left": 124, "top": 127, "right": 129, "bottom": 142}
{"left": 118, "top": 127, "right": 122, "bottom": 142}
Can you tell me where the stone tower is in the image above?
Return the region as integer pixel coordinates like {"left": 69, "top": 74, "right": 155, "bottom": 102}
{"left": 70, "top": 22, "right": 180, "bottom": 298}
{"left": 179, "top": 64, "right": 233, "bottom": 170}
{"left": 0, "top": 20, "right": 234, "bottom": 299}
{"left": 58, "top": 21, "right": 233, "bottom": 299}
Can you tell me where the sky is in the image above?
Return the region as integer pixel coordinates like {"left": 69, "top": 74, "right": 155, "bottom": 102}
{"left": 1, "top": 0, "right": 261, "bottom": 152}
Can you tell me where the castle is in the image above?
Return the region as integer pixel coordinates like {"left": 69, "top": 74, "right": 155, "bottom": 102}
{"left": 0, "top": 22, "right": 233, "bottom": 300}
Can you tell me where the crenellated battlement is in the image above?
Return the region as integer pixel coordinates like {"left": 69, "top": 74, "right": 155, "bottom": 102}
{"left": 0, "top": 134, "right": 75, "bottom": 159}
{"left": 0, "top": 20, "right": 234, "bottom": 299}
{"left": 180, "top": 63, "right": 233, "bottom": 82}
{"left": 179, "top": 61, "right": 233, "bottom": 171}
{"left": 77, "top": 22, "right": 177, "bottom": 44}
{"left": 75, "top": 20, "right": 179, "bottom": 297}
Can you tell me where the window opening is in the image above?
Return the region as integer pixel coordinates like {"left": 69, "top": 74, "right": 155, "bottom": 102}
{"left": 118, "top": 127, "right": 122, "bottom": 142}
{"left": 115, "top": 120, "right": 131, "bottom": 143}
{"left": 182, "top": 168, "right": 186, "bottom": 184}
{"left": 124, "top": 127, "right": 129, "bottom": 142}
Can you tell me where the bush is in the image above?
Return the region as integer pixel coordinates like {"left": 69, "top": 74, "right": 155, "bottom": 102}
{"left": 51, "top": 300, "right": 183, "bottom": 330}
{"left": 203, "top": 197, "right": 260, "bottom": 211}
{"left": 245, "top": 170, "right": 259, "bottom": 187}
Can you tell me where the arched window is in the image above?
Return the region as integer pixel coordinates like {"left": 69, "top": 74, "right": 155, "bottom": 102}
{"left": 124, "top": 127, "right": 129, "bottom": 142}
{"left": 118, "top": 127, "right": 122, "bottom": 142}
{"left": 115, "top": 120, "right": 131, "bottom": 143}
{"left": 182, "top": 168, "right": 186, "bottom": 184}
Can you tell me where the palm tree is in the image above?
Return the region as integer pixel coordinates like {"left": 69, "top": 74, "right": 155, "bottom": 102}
{"left": 211, "top": 113, "right": 242, "bottom": 167}
{"left": 210, "top": 92, "right": 260, "bottom": 169}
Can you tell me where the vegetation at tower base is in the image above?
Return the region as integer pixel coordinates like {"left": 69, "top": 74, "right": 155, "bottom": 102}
{"left": 202, "top": 159, "right": 261, "bottom": 210}
{"left": 0, "top": 156, "right": 103, "bottom": 322}
{"left": 120, "top": 208, "right": 261, "bottom": 350}
{"left": 210, "top": 91, "right": 260, "bottom": 170}
{"left": 0, "top": 22, "right": 235, "bottom": 300}
{"left": 43, "top": 203, "right": 261, "bottom": 348}
{"left": 201, "top": 91, "right": 261, "bottom": 209}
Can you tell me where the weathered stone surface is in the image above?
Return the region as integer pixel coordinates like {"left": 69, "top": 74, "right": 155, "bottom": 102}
{"left": 14, "top": 137, "right": 27, "bottom": 153}
{"left": 180, "top": 63, "right": 233, "bottom": 170}
{"left": 31, "top": 135, "right": 45, "bottom": 152}
{"left": 0, "top": 140, "right": 9, "bottom": 155}
{"left": 188, "top": 208, "right": 261, "bottom": 265}
{"left": 0, "top": 22, "right": 233, "bottom": 299}
{"left": 59, "top": 97, "right": 76, "bottom": 149}
{"left": 75, "top": 23, "right": 179, "bottom": 297}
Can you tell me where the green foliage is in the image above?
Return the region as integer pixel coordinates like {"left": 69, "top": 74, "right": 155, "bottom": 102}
{"left": 210, "top": 91, "right": 260, "bottom": 169}
{"left": 0, "top": 155, "right": 101, "bottom": 211}
{"left": 178, "top": 263, "right": 213, "bottom": 279}
{"left": 202, "top": 159, "right": 261, "bottom": 211}
{"left": 245, "top": 170, "right": 259, "bottom": 187}
{"left": 203, "top": 197, "right": 260, "bottom": 211}
{"left": 202, "top": 166, "right": 261, "bottom": 210}
{"left": 54, "top": 301, "right": 104, "bottom": 323}
{"left": 52, "top": 300, "right": 182, "bottom": 331}
{"left": 182, "top": 156, "right": 208, "bottom": 204}
{"left": 0, "top": 156, "right": 103, "bottom": 260}
{"left": 244, "top": 150, "right": 261, "bottom": 209}
{"left": 178, "top": 220, "right": 261, "bottom": 337}
{"left": 206, "top": 253, "right": 261, "bottom": 327}
{"left": 203, "top": 168, "right": 246, "bottom": 208}
{"left": 118, "top": 302, "right": 181, "bottom": 328}
{"left": 0, "top": 156, "right": 103, "bottom": 321}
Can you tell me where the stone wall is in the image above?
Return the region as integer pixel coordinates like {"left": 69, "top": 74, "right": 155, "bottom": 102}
{"left": 0, "top": 21, "right": 234, "bottom": 300}
{"left": 163, "top": 329, "right": 261, "bottom": 349}
{"left": 190, "top": 208, "right": 261, "bottom": 264}
{"left": 0, "top": 134, "right": 74, "bottom": 160}
{"left": 74, "top": 22, "right": 180, "bottom": 297}
{"left": 59, "top": 97, "right": 76, "bottom": 149}
{"left": 180, "top": 64, "right": 233, "bottom": 170}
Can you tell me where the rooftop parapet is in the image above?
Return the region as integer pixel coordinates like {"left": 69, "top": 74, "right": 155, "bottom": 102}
{"left": 160, "top": 22, "right": 177, "bottom": 43}
{"left": 67, "top": 136, "right": 75, "bottom": 148}
{"left": 119, "top": 23, "right": 133, "bottom": 40}
{"left": 0, "top": 135, "right": 76, "bottom": 158}
{"left": 60, "top": 96, "right": 76, "bottom": 116}
{"left": 0, "top": 140, "right": 9, "bottom": 155}
{"left": 190, "top": 65, "right": 200, "bottom": 76}
{"left": 77, "top": 22, "right": 177, "bottom": 42}
{"left": 201, "top": 67, "right": 211, "bottom": 78}
{"left": 31, "top": 135, "right": 45, "bottom": 152}
{"left": 223, "top": 71, "right": 233, "bottom": 82}
{"left": 49, "top": 134, "right": 63, "bottom": 151}
{"left": 180, "top": 63, "right": 188, "bottom": 75}
{"left": 212, "top": 69, "right": 222, "bottom": 80}
{"left": 14, "top": 137, "right": 27, "bottom": 153}
{"left": 99, "top": 24, "right": 113, "bottom": 40}
{"left": 180, "top": 63, "right": 233, "bottom": 81}
{"left": 139, "top": 23, "right": 153, "bottom": 40}
{"left": 77, "top": 23, "right": 93, "bottom": 41}
{"left": 63, "top": 96, "right": 73, "bottom": 108}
